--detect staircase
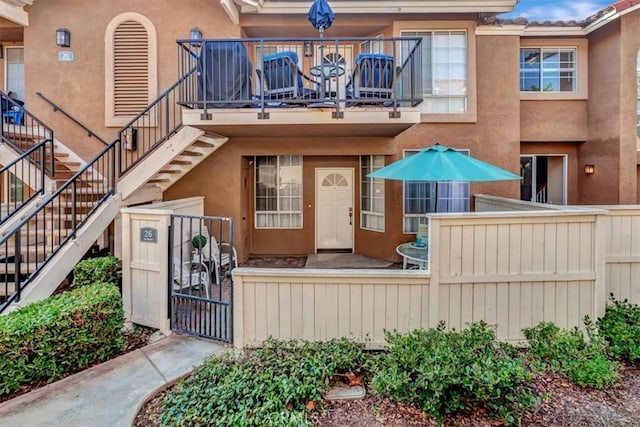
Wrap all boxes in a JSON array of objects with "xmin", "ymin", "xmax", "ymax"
[{"xmin": 0, "ymin": 73, "xmax": 228, "ymax": 313}]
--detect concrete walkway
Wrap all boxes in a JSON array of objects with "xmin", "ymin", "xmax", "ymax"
[{"xmin": 0, "ymin": 334, "xmax": 226, "ymax": 427}]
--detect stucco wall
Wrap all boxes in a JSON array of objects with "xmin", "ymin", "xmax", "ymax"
[
  {"xmin": 520, "ymin": 101, "xmax": 587, "ymax": 142},
  {"xmin": 582, "ymin": 20, "xmax": 623, "ymax": 204}
]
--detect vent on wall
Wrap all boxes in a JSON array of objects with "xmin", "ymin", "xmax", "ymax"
[{"xmin": 113, "ymin": 20, "xmax": 149, "ymax": 117}]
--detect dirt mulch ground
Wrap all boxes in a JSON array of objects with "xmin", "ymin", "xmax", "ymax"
[
  {"xmin": 133, "ymin": 365, "xmax": 640, "ymax": 426},
  {"xmin": 0, "ymin": 324, "xmax": 156, "ymax": 404}
]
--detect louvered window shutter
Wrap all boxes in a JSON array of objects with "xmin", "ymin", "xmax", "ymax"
[{"xmin": 113, "ymin": 20, "xmax": 149, "ymax": 117}]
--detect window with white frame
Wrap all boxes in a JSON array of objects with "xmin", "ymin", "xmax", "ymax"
[
  {"xmin": 360, "ymin": 155, "xmax": 385, "ymax": 232},
  {"xmin": 400, "ymin": 30, "xmax": 467, "ymax": 114},
  {"xmin": 520, "ymin": 48, "xmax": 577, "ymax": 92},
  {"xmin": 403, "ymin": 150, "xmax": 470, "ymax": 233},
  {"xmin": 360, "ymin": 35, "xmax": 384, "ymax": 54},
  {"xmin": 255, "ymin": 155, "xmax": 303, "ymax": 228}
]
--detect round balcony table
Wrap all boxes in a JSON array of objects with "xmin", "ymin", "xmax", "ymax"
[
  {"xmin": 309, "ymin": 64, "xmax": 346, "ymax": 100},
  {"xmin": 396, "ymin": 242, "xmax": 429, "ymax": 270}
]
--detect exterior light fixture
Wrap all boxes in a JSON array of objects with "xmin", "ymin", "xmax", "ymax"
[
  {"xmin": 190, "ymin": 27, "xmax": 203, "ymax": 41},
  {"xmin": 56, "ymin": 28, "xmax": 71, "ymax": 48},
  {"xmin": 304, "ymin": 41, "xmax": 314, "ymax": 57},
  {"xmin": 584, "ymin": 164, "xmax": 595, "ymax": 175}
]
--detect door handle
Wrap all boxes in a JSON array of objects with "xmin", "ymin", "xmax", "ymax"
[{"xmin": 348, "ymin": 207, "xmax": 353, "ymax": 225}]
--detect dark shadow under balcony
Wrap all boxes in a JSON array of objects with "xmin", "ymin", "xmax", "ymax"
[{"xmin": 177, "ymin": 37, "xmax": 423, "ymax": 137}]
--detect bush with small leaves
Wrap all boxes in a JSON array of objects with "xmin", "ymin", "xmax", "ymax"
[
  {"xmin": 0, "ymin": 283, "xmax": 124, "ymax": 396},
  {"xmin": 597, "ymin": 295, "xmax": 640, "ymax": 363},
  {"xmin": 72, "ymin": 255, "xmax": 121, "ymax": 288},
  {"xmin": 523, "ymin": 319, "xmax": 619, "ymax": 389},
  {"xmin": 371, "ymin": 322, "xmax": 535, "ymax": 424}
]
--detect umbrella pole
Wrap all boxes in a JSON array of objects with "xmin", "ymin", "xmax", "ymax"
[
  {"xmin": 319, "ymin": 26, "xmax": 325, "ymax": 99},
  {"xmin": 434, "ymin": 182, "xmax": 439, "ymax": 213}
]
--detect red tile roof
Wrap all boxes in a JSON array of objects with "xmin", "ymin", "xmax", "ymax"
[{"xmin": 482, "ymin": 0, "xmax": 640, "ymax": 29}]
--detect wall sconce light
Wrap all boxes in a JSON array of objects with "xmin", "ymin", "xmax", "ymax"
[
  {"xmin": 303, "ymin": 41, "xmax": 314, "ymax": 57},
  {"xmin": 584, "ymin": 164, "xmax": 595, "ymax": 175},
  {"xmin": 190, "ymin": 27, "xmax": 203, "ymax": 41},
  {"xmin": 56, "ymin": 28, "xmax": 71, "ymax": 48}
]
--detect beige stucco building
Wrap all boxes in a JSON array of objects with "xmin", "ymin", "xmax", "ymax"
[{"xmin": 0, "ymin": 0, "xmax": 638, "ymax": 266}]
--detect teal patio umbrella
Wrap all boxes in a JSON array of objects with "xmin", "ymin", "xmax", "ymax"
[{"xmin": 368, "ymin": 143, "xmax": 521, "ymax": 212}]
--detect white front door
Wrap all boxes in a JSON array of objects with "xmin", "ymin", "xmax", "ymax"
[{"xmin": 316, "ymin": 168, "xmax": 353, "ymax": 250}]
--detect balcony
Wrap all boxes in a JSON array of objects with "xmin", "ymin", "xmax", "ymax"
[{"xmin": 177, "ymin": 37, "xmax": 423, "ymax": 137}]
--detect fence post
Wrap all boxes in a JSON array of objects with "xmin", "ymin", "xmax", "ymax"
[
  {"xmin": 593, "ymin": 212, "xmax": 608, "ymax": 319},
  {"xmin": 232, "ymin": 270, "xmax": 244, "ymax": 347},
  {"xmin": 428, "ymin": 216, "xmax": 440, "ymax": 328}
]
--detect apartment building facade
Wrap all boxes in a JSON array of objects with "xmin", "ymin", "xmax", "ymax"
[{"xmin": 0, "ymin": 0, "xmax": 637, "ymax": 263}]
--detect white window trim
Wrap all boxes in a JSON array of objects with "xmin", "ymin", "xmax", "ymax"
[
  {"xmin": 400, "ymin": 29, "xmax": 469, "ymax": 114},
  {"xmin": 402, "ymin": 148, "xmax": 470, "ymax": 234},
  {"xmin": 104, "ymin": 12, "xmax": 158, "ymax": 127},
  {"xmin": 519, "ymin": 46, "xmax": 578, "ymax": 93},
  {"xmin": 254, "ymin": 155, "xmax": 304, "ymax": 230},
  {"xmin": 360, "ymin": 155, "xmax": 385, "ymax": 233}
]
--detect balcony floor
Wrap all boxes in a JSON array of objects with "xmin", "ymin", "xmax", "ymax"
[{"xmin": 182, "ymin": 107, "xmax": 421, "ymax": 137}]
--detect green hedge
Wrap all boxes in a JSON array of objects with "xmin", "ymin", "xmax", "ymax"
[
  {"xmin": 72, "ymin": 255, "xmax": 121, "ymax": 288},
  {"xmin": 0, "ymin": 283, "xmax": 125, "ymax": 396}
]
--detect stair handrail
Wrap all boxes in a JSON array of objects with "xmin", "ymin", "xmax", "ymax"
[
  {"xmin": 118, "ymin": 67, "xmax": 197, "ymax": 176},
  {"xmin": 35, "ymin": 92, "xmax": 109, "ymax": 146},
  {"xmin": 0, "ymin": 91, "xmax": 55, "ymax": 176},
  {"xmin": 0, "ymin": 141, "xmax": 117, "ymax": 309},
  {"xmin": 0, "ymin": 138, "xmax": 49, "ymax": 226}
]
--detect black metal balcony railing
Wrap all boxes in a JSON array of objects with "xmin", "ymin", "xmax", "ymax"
[{"xmin": 177, "ymin": 37, "xmax": 423, "ymax": 117}]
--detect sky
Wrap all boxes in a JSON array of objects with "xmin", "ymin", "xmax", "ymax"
[{"xmin": 499, "ymin": 0, "xmax": 613, "ymax": 21}]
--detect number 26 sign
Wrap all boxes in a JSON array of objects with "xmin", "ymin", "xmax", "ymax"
[{"xmin": 140, "ymin": 227, "xmax": 158, "ymax": 243}]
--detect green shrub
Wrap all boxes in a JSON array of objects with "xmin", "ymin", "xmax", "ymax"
[
  {"xmin": 597, "ymin": 295, "xmax": 640, "ymax": 363},
  {"xmin": 160, "ymin": 338, "xmax": 370, "ymax": 426},
  {"xmin": 0, "ymin": 283, "xmax": 124, "ymax": 396},
  {"xmin": 72, "ymin": 255, "xmax": 121, "ymax": 288},
  {"xmin": 191, "ymin": 235, "xmax": 207, "ymax": 251},
  {"xmin": 371, "ymin": 322, "xmax": 535, "ymax": 424},
  {"xmin": 523, "ymin": 320, "xmax": 619, "ymax": 388}
]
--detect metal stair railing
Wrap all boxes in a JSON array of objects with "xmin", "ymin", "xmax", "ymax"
[
  {"xmin": 118, "ymin": 68, "xmax": 196, "ymax": 176},
  {"xmin": 36, "ymin": 92, "xmax": 110, "ymax": 146},
  {"xmin": 0, "ymin": 75, "xmax": 195, "ymax": 312},
  {"xmin": 1, "ymin": 91, "xmax": 55, "ymax": 176},
  {"xmin": 0, "ymin": 138, "xmax": 49, "ymax": 226},
  {"xmin": 0, "ymin": 142, "xmax": 116, "ymax": 308}
]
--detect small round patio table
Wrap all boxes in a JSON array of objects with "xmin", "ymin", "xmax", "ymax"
[{"xmin": 396, "ymin": 242, "xmax": 429, "ymax": 270}]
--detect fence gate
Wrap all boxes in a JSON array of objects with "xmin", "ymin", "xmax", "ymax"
[{"xmin": 169, "ymin": 214, "xmax": 234, "ymax": 343}]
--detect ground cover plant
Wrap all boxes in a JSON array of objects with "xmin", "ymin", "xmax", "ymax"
[
  {"xmin": 523, "ymin": 320, "xmax": 620, "ymax": 389},
  {"xmin": 160, "ymin": 338, "xmax": 371, "ymax": 426},
  {"xmin": 0, "ymin": 283, "xmax": 124, "ymax": 397},
  {"xmin": 597, "ymin": 295, "xmax": 640, "ymax": 363}
]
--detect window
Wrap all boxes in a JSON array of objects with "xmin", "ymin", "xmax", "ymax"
[
  {"xmin": 400, "ymin": 30, "xmax": 467, "ymax": 113},
  {"xmin": 255, "ymin": 155, "xmax": 303, "ymax": 228},
  {"xmin": 520, "ymin": 48, "xmax": 576, "ymax": 92},
  {"xmin": 105, "ymin": 13, "xmax": 157, "ymax": 126},
  {"xmin": 360, "ymin": 35, "xmax": 384, "ymax": 54},
  {"xmin": 360, "ymin": 155, "xmax": 385, "ymax": 232},
  {"xmin": 5, "ymin": 47, "xmax": 24, "ymax": 101},
  {"xmin": 403, "ymin": 150, "xmax": 470, "ymax": 233}
]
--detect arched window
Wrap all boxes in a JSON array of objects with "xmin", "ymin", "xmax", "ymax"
[{"xmin": 105, "ymin": 12, "xmax": 157, "ymax": 126}]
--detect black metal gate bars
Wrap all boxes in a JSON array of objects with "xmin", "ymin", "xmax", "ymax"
[{"xmin": 169, "ymin": 214, "xmax": 234, "ymax": 343}]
